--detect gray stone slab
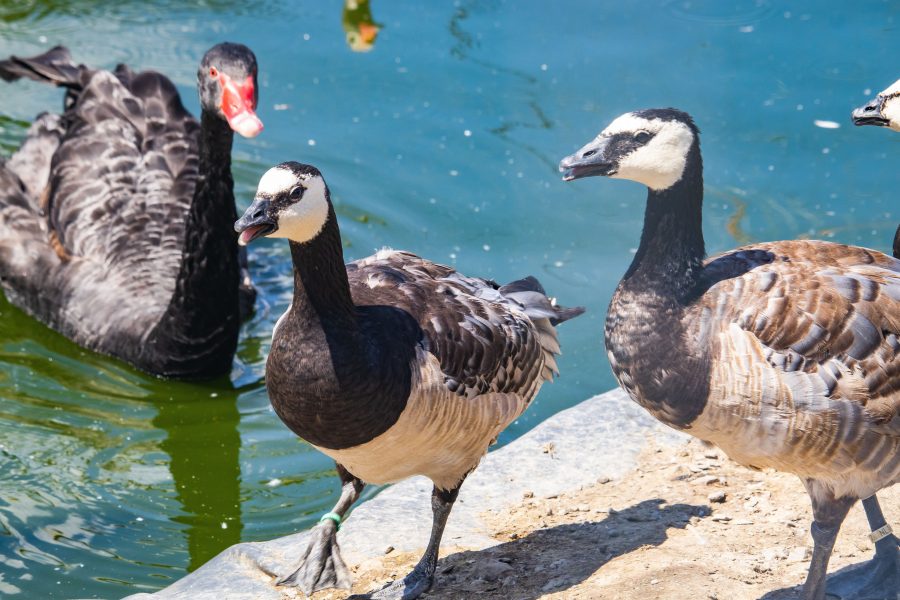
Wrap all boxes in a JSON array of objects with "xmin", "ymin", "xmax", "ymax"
[{"xmin": 124, "ymin": 388, "xmax": 686, "ymax": 600}]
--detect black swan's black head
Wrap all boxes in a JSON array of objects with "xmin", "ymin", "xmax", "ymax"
[
  {"xmin": 235, "ymin": 162, "xmax": 330, "ymax": 246},
  {"xmin": 198, "ymin": 42, "xmax": 263, "ymax": 138},
  {"xmin": 852, "ymin": 79, "xmax": 900, "ymax": 131},
  {"xmin": 559, "ymin": 108, "xmax": 700, "ymax": 191}
]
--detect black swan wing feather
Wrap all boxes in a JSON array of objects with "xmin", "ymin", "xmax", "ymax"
[{"xmin": 44, "ymin": 69, "xmax": 200, "ymax": 305}]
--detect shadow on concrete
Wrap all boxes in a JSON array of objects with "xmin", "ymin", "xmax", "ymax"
[{"xmin": 378, "ymin": 498, "xmax": 706, "ymax": 599}]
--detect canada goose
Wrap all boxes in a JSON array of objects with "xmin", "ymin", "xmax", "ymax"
[
  {"xmin": 852, "ymin": 78, "xmax": 900, "ymax": 259},
  {"xmin": 0, "ymin": 43, "xmax": 263, "ymax": 378},
  {"xmin": 234, "ymin": 161, "xmax": 584, "ymax": 599},
  {"xmin": 559, "ymin": 108, "xmax": 899, "ymax": 600}
]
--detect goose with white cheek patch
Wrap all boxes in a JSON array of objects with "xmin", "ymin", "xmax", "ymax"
[
  {"xmin": 560, "ymin": 108, "xmax": 900, "ymax": 600},
  {"xmin": 235, "ymin": 162, "xmax": 584, "ymax": 599},
  {"xmin": 852, "ymin": 79, "xmax": 900, "ymax": 259},
  {"xmin": 0, "ymin": 43, "xmax": 263, "ymax": 378}
]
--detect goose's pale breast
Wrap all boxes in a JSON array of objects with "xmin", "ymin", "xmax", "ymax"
[{"xmin": 314, "ymin": 348, "xmax": 530, "ymax": 490}]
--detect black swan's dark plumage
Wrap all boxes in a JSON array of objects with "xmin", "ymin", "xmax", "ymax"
[{"xmin": 0, "ymin": 44, "xmax": 261, "ymax": 378}]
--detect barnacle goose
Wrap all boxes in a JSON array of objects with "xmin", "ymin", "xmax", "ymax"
[
  {"xmin": 560, "ymin": 108, "xmax": 899, "ymax": 600},
  {"xmin": 235, "ymin": 161, "xmax": 584, "ymax": 599}
]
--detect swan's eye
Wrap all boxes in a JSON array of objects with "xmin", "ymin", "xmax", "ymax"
[
  {"xmin": 289, "ymin": 186, "xmax": 305, "ymax": 201},
  {"xmin": 634, "ymin": 130, "xmax": 652, "ymax": 143},
  {"xmin": 209, "ymin": 67, "xmax": 218, "ymax": 78}
]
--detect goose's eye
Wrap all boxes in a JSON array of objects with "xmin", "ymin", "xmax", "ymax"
[
  {"xmin": 634, "ymin": 130, "xmax": 652, "ymax": 143},
  {"xmin": 209, "ymin": 67, "xmax": 218, "ymax": 78},
  {"xmin": 289, "ymin": 186, "xmax": 304, "ymax": 201}
]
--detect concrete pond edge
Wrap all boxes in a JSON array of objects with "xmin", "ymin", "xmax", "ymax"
[{"xmin": 124, "ymin": 388, "xmax": 687, "ymax": 600}]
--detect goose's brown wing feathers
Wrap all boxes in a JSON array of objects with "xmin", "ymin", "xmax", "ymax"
[
  {"xmin": 347, "ymin": 250, "xmax": 574, "ymax": 401},
  {"xmin": 698, "ymin": 241, "xmax": 900, "ymax": 429}
]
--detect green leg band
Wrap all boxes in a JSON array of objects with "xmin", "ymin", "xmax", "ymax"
[{"xmin": 319, "ymin": 511, "xmax": 342, "ymax": 530}]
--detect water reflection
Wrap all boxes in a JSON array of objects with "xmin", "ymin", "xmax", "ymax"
[
  {"xmin": 153, "ymin": 383, "xmax": 243, "ymax": 572},
  {"xmin": 342, "ymin": 0, "xmax": 382, "ymax": 52},
  {"xmin": 0, "ymin": 292, "xmax": 243, "ymax": 591}
]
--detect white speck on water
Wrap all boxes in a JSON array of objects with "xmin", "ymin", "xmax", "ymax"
[
  {"xmin": 397, "ymin": 67, "xmax": 408, "ymax": 74},
  {"xmin": 821, "ymin": 147, "xmax": 830, "ymax": 154},
  {"xmin": 429, "ymin": 197, "xmax": 437, "ymax": 204},
  {"xmin": 629, "ymin": 248, "xmax": 638, "ymax": 254},
  {"xmin": 554, "ymin": 261, "xmax": 564, "ymax": 268},
  {"xmin": 449, "ymin": 253, "xmax": 457, "ymax": 260},
  {"xmin": 540, "ymin": 64, "xmax": 548, "ymax": 71},
  {"xmin": 308, "ymin": 139, "xmax": 316, "ymax": 146},
  {"xmin": 303, "ymin": 33, "xmax": 310, "ymax": 41},
  {"xmin": 38, "ymin": 35, "xmax": 47, "ymax": 43},
  {"xmin": 796, "ymin": 104, "xmax": 804, "ymax": 111},
  {"xmin": 463, "ymin": 129, "xmax": 472, "ymax": 137},
  {"xmin": 739, "ymin": 25, "xmax": 754, "ymax": 33},
  {"xmin": 768, "ymin": 165, "xmax": 775, "ymax": 171},
  {"xmin": 863, "ymin": 88, "xmax": 872, "ymax": 96},
  {"xmin": 783, "ymin": 11, "xmax": 792, "ymax": 18},
  {"xmin": 273, "ymin": 104, "xmax": 290, "ymax": 111},
  {"xmin": 221, "ymin": 522, "xmax": 228, "ymax": 529},
  {"xmin": 449, "ymin": 170, "xmax": 459, "ymax": 176},
  {"xmin": 482, "ymin": 244, "xmax": 491, "ymax": 252},
  {"xmin": 136, "ymin": 517, "xmax": 144, "ymax": 522},
  {"xmin": 825, "ymin": 211, "xmax": 835, "ymax": 216},
  {"xmin": 814, "ymin": 120, "xmax": 840, "ymax": 129},
  {"xmin": 266, "ymin": 478, "xmax": 282, "ymax": 487}
]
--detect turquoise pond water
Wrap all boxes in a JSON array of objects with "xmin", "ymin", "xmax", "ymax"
[{"xmin": 0, "ymin": 0, "xmax": 897, "ymax": 597}]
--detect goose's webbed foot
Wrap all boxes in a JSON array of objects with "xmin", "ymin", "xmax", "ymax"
[{"xmin": 277, "ymin": 519, "xmax": 352, "ymax": 593}]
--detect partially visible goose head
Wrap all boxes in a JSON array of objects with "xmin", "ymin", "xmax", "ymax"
[
  {"xmin": 235, "ymin": 162, "xmax": 331, "ymax": 246},
  {"xmin": 198, "ymin": 42, "xmax": 264, "ymax": 138},
  {"xmin": 559, "ymin": 108, "xmax": 700, "ymax": 192},
  {"xmin": 852, "ymin": 78, "xmax": 900, "ymax": 132}
]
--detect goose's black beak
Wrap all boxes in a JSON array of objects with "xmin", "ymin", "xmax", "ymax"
[
  {"xmin": 559, "ymin": 137, "xmax": 616, "ymax": 181},
  {"xmin": 235, "ymin": 197, "xmax": 277, "ymax": 246},
  {"xmin": 851, "ymin": 95, "xmax": 889, "ymax": 127}
]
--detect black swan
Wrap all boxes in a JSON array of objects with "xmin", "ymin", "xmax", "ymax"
[
  {"xmin": 560, "ymin": 108, "xmax": 899, "ymax": 600},
  {"xmin": 234, "ymin": 161, "xmax": 584, "ymax": 599},
  {"xmin": 0, "ymin": 43, "xmax": 263, "ymax": 378}
]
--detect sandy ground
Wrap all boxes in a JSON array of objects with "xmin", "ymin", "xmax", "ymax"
[{"xmin": 304, "ymin": 436, "xmax": 898, "ymax": 600}]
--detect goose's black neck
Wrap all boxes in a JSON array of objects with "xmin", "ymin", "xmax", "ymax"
[
  {"xmin": 145, "ymin": 111, "xmax": 240, "ymax": 377},
  {"xmin": 623, "ymin": 141, "xmax": 705, "ymax": 302},
  {"xmin": 287, "ymin": 207, "xmax": 357, "ymax": 329},
  {"xmin": 268, "ymin": 207, "xmax": 415, "ymax": 450},
  {"xmin": 606, "ymin": 135, "xmax": 711, "ymax": 431}
]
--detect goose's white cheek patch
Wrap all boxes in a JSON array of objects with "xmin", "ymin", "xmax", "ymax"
[
  {"xmin": 883, "ymin": 97, "xmax": 900, "ymax": 132},
  {"xmin": 611, "ymin": 122, "xmax": 694, "ymax": 191},
  {"xmin": 269, "ymin": 177, "xmax": 330, "ymax": 243},
  {"xmin": 256, "ymin": 166, "xmax": 297, "ymax": 196}
]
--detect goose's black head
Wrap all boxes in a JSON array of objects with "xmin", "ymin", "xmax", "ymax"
[
  {"xmin": 852, "ymin": 78, "xmax": 900, "ymax": 132},
  {"xmin": 235, "ymin": 162, "xmax": 330, "ymax": 246},
  {"xmin": 198, "ymin": 42, "xmax": 263, "ymax": 138},
  {"xmin": 559, "ymin": 108, "xmax": 699, "ymax": 191}
]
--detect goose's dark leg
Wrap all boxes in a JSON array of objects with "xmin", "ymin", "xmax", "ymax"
[
  {"xmin": 277, "ymin": 463, "xmax": 364, "ymax": 594},
  {"xmin": 801, "ymin": 484, "xmax": 855, "ymax": 600},
  {"xmin": 352, "ymin": 479, "xmax": 465, "ymax": 600},
  {"xmin": 824, "ymin": 494, "xmax": 900, "ymax": 600}
]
